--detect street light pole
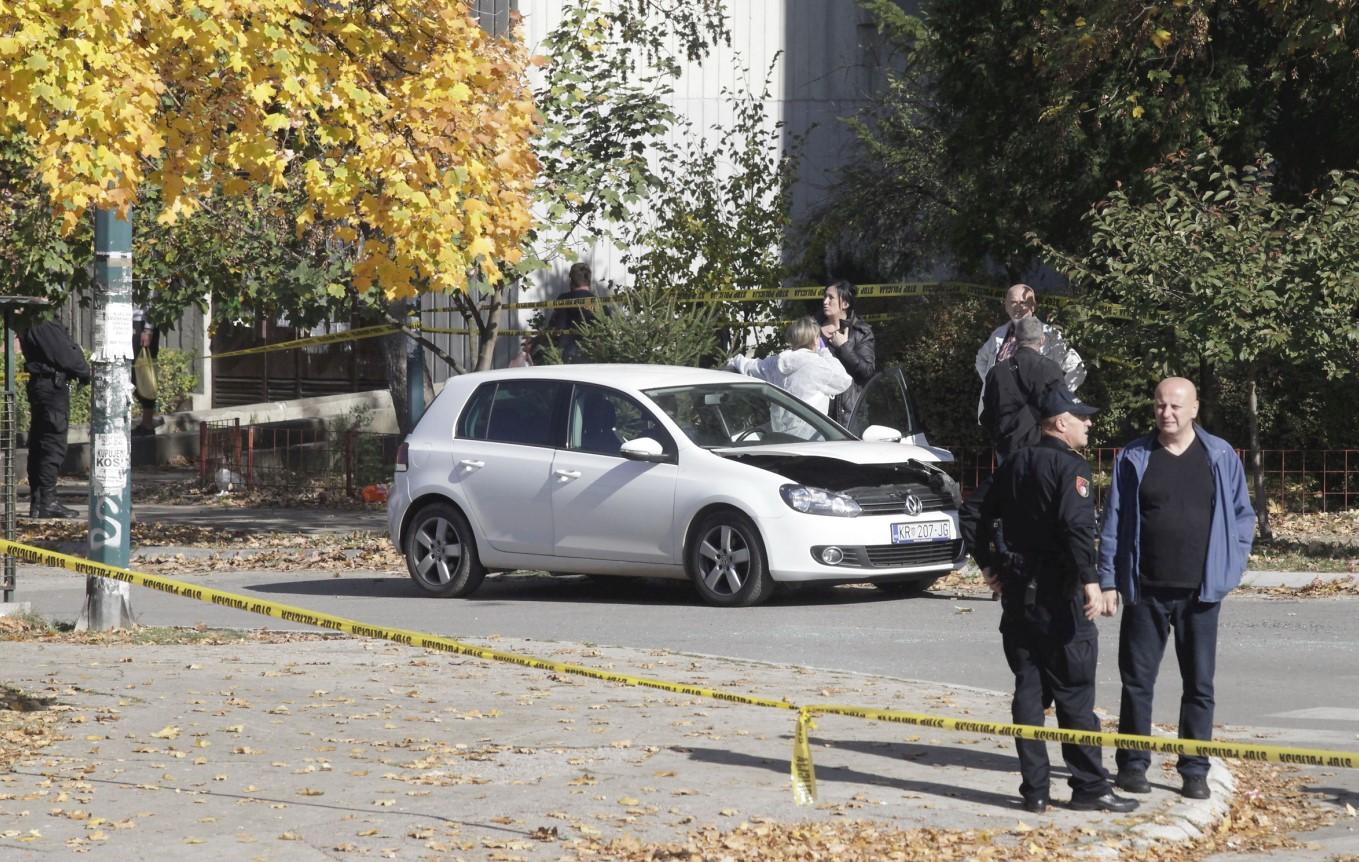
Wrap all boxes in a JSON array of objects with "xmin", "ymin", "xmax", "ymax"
[{"xmin": 77, "ymin": 207, "xmax": 135, "ymax": 630}]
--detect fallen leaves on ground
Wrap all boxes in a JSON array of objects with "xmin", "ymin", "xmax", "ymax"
[
  {"xmin": 17, "ymin": 522, "xmax": 404, "ymax": 574},
  {"xmin": 0, "ymin": 686, "xmax": 68, "ymax": 772},
  {"xmin": 1250, "ymin": 576, "xmax": 1359, "ymax": 598},
  {"xmin": 135, "ymin": 477, "xmax": 381, "ymax": 510},
  {"xmin": 0, "ymin": 615, "xmax": 338, "ymax": 645},
  {"xmin": 580, "ymin": 759, "xmax": 1336, "ymax": 862}
]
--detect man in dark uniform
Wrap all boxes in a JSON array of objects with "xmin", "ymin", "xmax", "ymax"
[
  {"xmin": 965, "ymin": 386, "xmax": 1137, "ymax": 814},
  {"xmin": 541, "ymin": 262, "xmax": 600, "ymax": 364},
  {"xmin": 19, "ymin": 314, "xmax": 91, "ymax": 518},
  {"xmin": 980, "ymin": 315, "xmax": 1066, "ymax": 459}
]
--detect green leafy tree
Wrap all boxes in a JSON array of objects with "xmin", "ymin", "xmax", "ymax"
[
  {"xmin": 454, "ymin": 0, "xmax": 731, "ymax": 372},
  {"xmin": 1042, "ymin": 149, "xmax": 1359, "ymax": 537},
  {"xmin": 556, "ymin": 287, "xmax": 723, "ymax": 367},
  {"xmin": 834, "ymin": 0, "xmax": 1359, "ymax": 275},
  {"xmin": 621, "ymin": 71, "xmax": 800, "ymax": 356}
]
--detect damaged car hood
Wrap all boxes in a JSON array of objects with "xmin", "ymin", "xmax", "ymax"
[{"xmin": 710, "ymin": 441, "xmax": 940, "ymax": 465}]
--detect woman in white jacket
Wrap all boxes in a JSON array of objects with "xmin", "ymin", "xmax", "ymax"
[{"xmin": 726, "ymin": 317, "xmax": 853, "ymax": 439}]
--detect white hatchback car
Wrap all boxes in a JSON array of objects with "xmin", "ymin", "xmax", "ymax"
[{"xmin": 388, "ymin": 364, "xmax": 964, "ymax": 607}]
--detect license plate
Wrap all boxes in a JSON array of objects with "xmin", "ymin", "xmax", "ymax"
[{"xmin": 890, "ymin": 521, "xmax": 951, "ymax": 544}]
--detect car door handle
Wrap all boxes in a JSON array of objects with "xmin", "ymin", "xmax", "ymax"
[
  {"xmin": 458, "ymin": 459, "xmax": 485, "ymax": 471},
  {"xmin": 553, "ymin": 469, "xmax": 581, "ymax": 481}
]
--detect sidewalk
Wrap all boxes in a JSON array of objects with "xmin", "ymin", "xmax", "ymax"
[{"xmin": 0, "ymin": 636, "xmax": 1230, "ymax": 860}]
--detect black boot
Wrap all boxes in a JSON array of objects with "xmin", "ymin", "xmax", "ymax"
[
  {"xmin": 39, "ymin": 488, "xmax": 78, "ymax": 519},
  {"xmin": 28, "ymin": 488, "xmax": 43, "ymax": 519}
]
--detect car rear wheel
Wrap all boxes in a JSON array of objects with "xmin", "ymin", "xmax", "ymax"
[
  {"xmin": 405, "ymin": 503, "xmax": 486, "ymax": 598},
  {"xmin": 873, "ymin": 575, "xmax": 942, "ymax": 597},
  {"xmin": 687, "ymin": 511, "xmax": 771, "ymax": 607}
]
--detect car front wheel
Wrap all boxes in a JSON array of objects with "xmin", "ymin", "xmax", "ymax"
[
  {"xmin": 405, "ymin": 503, "xmax": 486, "ymax": 598},
  {"xmin": 687, "ymin": 511, "xmax": 772, "ymax": 607}
]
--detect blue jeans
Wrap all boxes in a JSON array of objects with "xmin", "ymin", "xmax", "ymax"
[{"xmin": 1116, "ymin": 587, "xmax": 1221, "ymax": 779}]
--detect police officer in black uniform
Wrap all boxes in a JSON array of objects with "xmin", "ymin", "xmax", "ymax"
[
  {"xmin": 964, "ymin": 386, "xmax": 1137, "ymax": 814},
  {"xmin": 19, "ymin": 314, "xmax": 91, "ymax": 518}
]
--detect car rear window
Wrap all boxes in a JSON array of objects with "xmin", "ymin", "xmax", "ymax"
[{"xmin": 458, "ymin": 380, "xmax": 567, "ymax": 447}]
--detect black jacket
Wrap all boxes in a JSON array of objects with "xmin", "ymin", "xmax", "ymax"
[
  {"xmin": 979, "ymin": 348, "xmax": 1065, "ymax": 457},
  {"xmin": 825, "ymin": 315, "xmax": 875, "ymax": 426},
  {"xmin": 969, "ymin": 436, "xmax": 1097, "ymax": 582},
  {"xmin": 19, "ymin": 320, "xmax": 91, "ymax": 384},
  {"xmin": 542, "ymin": 288, "xmax": 601, "ymax": 364}
]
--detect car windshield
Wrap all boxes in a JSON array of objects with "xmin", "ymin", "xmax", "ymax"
[{"xmin": 643, "ymin": 381, "xmax": 854, "ymax": 447}]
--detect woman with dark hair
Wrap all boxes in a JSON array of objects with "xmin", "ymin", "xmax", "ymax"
[{"xmin": 817, "ymin": 279, "xmax": 876, "ymax": 426}]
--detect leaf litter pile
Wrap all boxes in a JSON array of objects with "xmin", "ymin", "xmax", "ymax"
[
  {"xmin": 578, "ymin": 759, "xmax": 1342, "ymax": 861},
  {"xmin": 18, "ymin": 521, "xmax": 404, "ymax": 574}
]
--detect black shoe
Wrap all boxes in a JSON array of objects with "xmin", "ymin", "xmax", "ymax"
[
  {"xmin": 1115, "ymin": 769, "xmax": 1152, "ymax": 794},
  {"xmin": 1181, "ymin": 776, "xmax": 1211, "ymax": 799},
  {"xmin": 1069, "ymin": 791, "xmax": 1140, "ymax": 813},
  {"xmin": 38, "ymin": 500, "xmax": 79, "ymax": 519},
  {"xmin": 1022, "ymin": 795, "xmax": 1049, "ymax": 814}
]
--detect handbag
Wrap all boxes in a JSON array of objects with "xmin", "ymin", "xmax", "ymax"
[{"xmin": 133, "ymin": 347, "xmax": 158, "ymax": 402}]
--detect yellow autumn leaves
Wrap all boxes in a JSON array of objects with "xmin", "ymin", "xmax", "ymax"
[{"xmin": 0, "ymin": 0, "xmax": 539, "ymax": 298}]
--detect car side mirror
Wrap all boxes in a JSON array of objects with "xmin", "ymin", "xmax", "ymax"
[
  {"xmin": 620, "ymin": 437, "xmax": 671, "ymax": 462},
  {"xmin": 861, "ymin": 424, "xmax": 903, "ymax": 443}
]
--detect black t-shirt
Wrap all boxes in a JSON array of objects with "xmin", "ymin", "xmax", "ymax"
[{"xmin": 1138, "ymin": 434, "xmax": 1214, "ymax": 589}]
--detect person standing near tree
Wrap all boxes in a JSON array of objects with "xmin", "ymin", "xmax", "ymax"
[
  {"xmin": 964, "ymin": 386, "xmax": 1136, "ymax": 815},
  {"xmin": 541, "ymin": 261, "xmax": 600, "ymax": 364},
  {"xmin": 18, "ymin": 312, "xmax": 91, "ymax": 519},
  {"xmin": 976, "ymin": 283, "xmax": 1085, "ymax": 418},
  {"xmin": 131, "ymin": 304, "xmax": 161, "ymax": 436},
  {"xmin": 1100, "ymin": 377, "xmax": 1255, "ymax": 801},
  {"xmin": 980, "ymin": 315, "xmax": 1067, "ymax": 460},
  {"xmin": 816, "ymin": 279, "xmax": 875, "ymax": 426}
]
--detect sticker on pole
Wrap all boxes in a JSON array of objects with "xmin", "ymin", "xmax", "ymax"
[{"xmin": 92, "ymin": 433, "xmax": 129, "ymax": 490}]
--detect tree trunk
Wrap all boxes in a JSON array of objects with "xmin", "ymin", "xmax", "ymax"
[
  {"xmin": 1247, "ymin": 369, "xmax": 1271, "ymax": 541},
  {"xmin": 475, "ymin": 294, "xmax": 502, "ymax": 372},
  {"xmin": 1197, "ymin": 355, "xmax": 1216, "ymax": 429},
  {"xmin": 383, "ymin": 299, "xmax": 412, "ymax": 436}
]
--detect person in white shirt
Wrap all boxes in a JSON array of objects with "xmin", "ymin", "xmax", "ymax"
[
  {"xmin": 727, "ymin": 317, "xmax": 852, "ymax": 439},
  {"xmin": 975, "ymin": 283, "xmax": 1085, "ymax": 418}
]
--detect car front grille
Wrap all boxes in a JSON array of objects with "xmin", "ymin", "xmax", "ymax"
[
  {"xmin": 862, "ymin": 539, "xmax": 962, "ymax": 568},
  {"xmin": 846, "ymin": 483, "xmax": 952, "ymax": 516}
]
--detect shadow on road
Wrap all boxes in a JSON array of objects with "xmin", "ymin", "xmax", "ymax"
[
  {"xmin": 678, "ymin": 744, "xmax": 1023, "ymax": 810},
  {"xmin": 242, "ymin": 572, "xmax": 953, "ymax": 609}
]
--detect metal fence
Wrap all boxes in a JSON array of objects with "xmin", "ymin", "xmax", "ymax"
[
  {"xmin": 198, "ymin": 418, "xmax": 401, "ymax": 498},
  {"xmin": 941, "ymin": 445, "xmax": 1359, "ymax": 512}
]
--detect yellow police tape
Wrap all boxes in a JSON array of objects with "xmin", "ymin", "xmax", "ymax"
[
  {"xmin": 203, "ymin": 308, "xmax": 903, "ymax": 359},
  {"xmin": 209, "ymin": 324, "xmax": 400, "ymax": 360},
  {"xmin": 7, "ymin": 536, "xmax": 1352, "ymax": 807},
  {"xmin": 435, "ymin": 280, "xmax": 1005, "ymax": 313}
]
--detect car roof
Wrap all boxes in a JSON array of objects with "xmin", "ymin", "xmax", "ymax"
[{"xmin": 452, "ymin": 364, "xmax": 750, "ymax": 393}]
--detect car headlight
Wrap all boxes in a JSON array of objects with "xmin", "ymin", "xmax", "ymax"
[{"xmin": 779, "ymin": 484, "xmax": 861, "ymax": 517}]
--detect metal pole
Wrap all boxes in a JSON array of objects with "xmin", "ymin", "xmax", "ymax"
[
  {"xmin": 406, "ymin": 300, "xmax": 425, "ymax": 427},
  {"xmin": 78, "ymin": 207, "xmax": 135, "ymax": 631},
  {"xmin": 3, "ymin": 307, "xmax": 14, "ymax": 603}
]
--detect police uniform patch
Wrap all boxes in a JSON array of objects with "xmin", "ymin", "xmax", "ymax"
[{"xmin": 1075, "ymin": 476, "xmax": 1089, "ymax": 497}]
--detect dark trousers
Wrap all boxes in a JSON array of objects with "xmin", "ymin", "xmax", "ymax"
[
  {"xmin": 26, "ymin": 376, "xmax": 70, "ymax": 495},
  {"xmin": 1003, "ymin": 618, "xmax": 1109, "ymax": 800},
  {"xmin": 1116, "ymin": 587, "xmax": 1221, "ymax": 779}
]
